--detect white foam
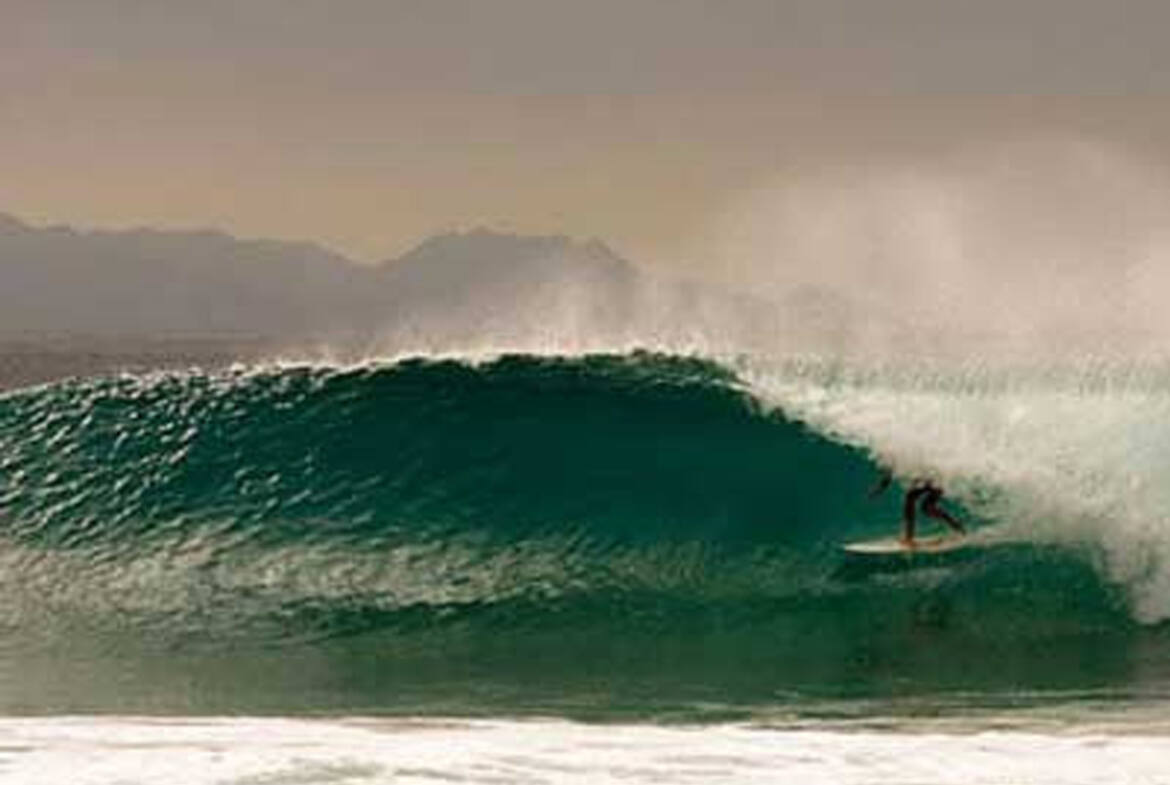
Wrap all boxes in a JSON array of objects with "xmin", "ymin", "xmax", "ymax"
[
  {"xmin": 0, "ymin": 716, "xmax": 1166, "ymax": 785},
  {"xmin": 741, "ymin": 357, "xmax": 1170, "ymax": 623}
]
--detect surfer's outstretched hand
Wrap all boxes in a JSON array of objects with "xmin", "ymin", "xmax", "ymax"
[{"xmin": 868, "ymin": 470, "xmax": 894, "ymax": 499}]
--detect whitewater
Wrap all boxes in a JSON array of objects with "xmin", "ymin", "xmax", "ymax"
[{"xmin": 3, "ymin": 716, "xmax": 1170, "ymax": 785}]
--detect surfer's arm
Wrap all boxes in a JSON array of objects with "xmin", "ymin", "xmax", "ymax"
[
  {"xmin": 867, "ymin": 471, "xmax": 893, "ymax": 499},
  {"xmin": 922, "ymin": 494, "xmax": 966, "ymax": 536}
]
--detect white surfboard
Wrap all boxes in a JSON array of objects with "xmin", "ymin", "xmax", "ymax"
[{"xmin": 842, "ymin": 534, "xmax": 968, "ymax": 555}]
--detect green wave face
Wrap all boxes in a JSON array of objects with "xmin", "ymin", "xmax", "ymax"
[{"xmin": 0, "ymin": 353, "xmax": 1153, "ymax": 716}]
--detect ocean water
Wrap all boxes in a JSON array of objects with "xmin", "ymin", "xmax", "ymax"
[{"xmin": 2, "ymin": 349, "xmax": 1170, "ymax": 783}]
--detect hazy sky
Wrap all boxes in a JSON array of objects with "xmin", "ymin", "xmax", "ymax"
[{"xmin": 5, "ymin": 1, "xmax": 1170, "ymax": 267}]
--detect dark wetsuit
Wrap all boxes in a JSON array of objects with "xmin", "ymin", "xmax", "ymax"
[{"xmin": 902, "ymin": 479, "xmax": 965, "ymax": 543}]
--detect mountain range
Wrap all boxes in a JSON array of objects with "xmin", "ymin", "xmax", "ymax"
[
  {"xmin": 0, "ymin": 214, "xmax": 644, "ymax": 343},
  {"xmin": 0, "ymin": 212, "xmax": 876, "ymax": 359}
]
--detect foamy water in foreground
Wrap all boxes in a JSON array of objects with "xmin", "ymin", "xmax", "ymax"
[{"xmin": 3, "ymin": 716, "xmax": 1169, "ymax": 785}]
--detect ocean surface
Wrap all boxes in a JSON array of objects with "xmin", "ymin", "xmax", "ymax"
[{"xmin": 3, "ymin": 346, "xmax": 1170, "ymax": 783}]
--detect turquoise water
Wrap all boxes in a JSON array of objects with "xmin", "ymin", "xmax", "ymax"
[{"xmin": 0, "ymin": 352, "xmax": 1167, "ymax": 719}]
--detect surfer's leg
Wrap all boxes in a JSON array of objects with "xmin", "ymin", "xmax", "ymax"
[
  {"xmin": 922, "ymin": 492, "xmax": 965, "ymax": 535},
  {"xmin": 901, "ymin": 488, "xmax": 923, "ymax": 544}
]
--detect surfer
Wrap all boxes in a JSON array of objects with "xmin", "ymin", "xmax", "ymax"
[{"xmin": 870, "ymin": 472, "xmax": 965, "ymax": 546}]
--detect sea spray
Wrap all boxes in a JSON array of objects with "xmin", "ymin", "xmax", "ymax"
[{"xmin": 740, "ymin": 355, "xmax": 1170, "ymax": 623}]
